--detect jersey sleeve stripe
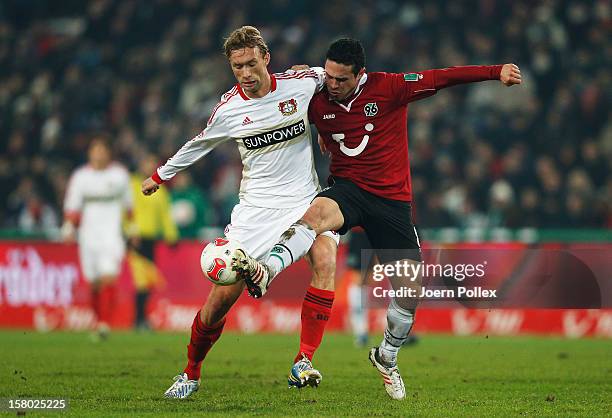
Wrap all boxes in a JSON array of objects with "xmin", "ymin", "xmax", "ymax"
[
  {"xmin": 275, "ymin": 73, "xmax": 318, "ymax": 80},
  {"xmin": 275, "ymin": 71, "xmax": 315, "ymax": 77},
  {"xmin": 274, "ymin": 69, "xmax": 319, "ymax": 80},
  {"xmin": 207, "ymin": 87, "xmax": 239, "ymax": 124}
]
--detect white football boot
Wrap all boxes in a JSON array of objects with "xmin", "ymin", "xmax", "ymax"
[
  {"xmin": 231, "ymin": 249, "xmax": 272, "ymax": 298},
  {"xmin": 368, "ymin": 347, "xmax": 406, "ymax": 400},
  {"xmin": 288, "ymin": 354, "xmax": 323, "ymax": 389},
  {"xmin": 90, "ymin": 322, "xmax": 110, "ymax": 343},
  {"xmin": 164, "ymin": 373, "xmax": 200, "ymax": 399}
]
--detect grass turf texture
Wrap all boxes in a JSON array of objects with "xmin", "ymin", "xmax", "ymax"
[{"xmin": 0, "ymin": 331, "xmax": 610, "ymax": 417}]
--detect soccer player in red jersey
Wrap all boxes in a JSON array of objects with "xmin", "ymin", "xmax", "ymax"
[{"xmin": 233, "ymin": 38, "xmax": 521, "ymax": 400}]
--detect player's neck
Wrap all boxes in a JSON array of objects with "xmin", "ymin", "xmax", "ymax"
[
  {"xmin": 246, "ymin": 73, "xmax": 272, "ymax": 99},
  {"xmin": 90, "ymin": 161, "xmax": 110, "ymax": 170}
]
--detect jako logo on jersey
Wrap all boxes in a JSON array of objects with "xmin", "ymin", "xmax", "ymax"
[
  {"xmin": 364, "ymin": 102, "xmax": 378, "ymax": 117},
  {"xmin": 323, "ymin": 114, "xmax": 335, "ymax": 120},
  {"xmin": 242, "ymin": 120, "xmax": 306, "ymax": 150},
  {"xmin": 278, "ymin": 99, "xmax": 298, "ymax": 116},
  {"xmin": 242, "ymin": 116, "xmax": 253, "ymax": 126}
]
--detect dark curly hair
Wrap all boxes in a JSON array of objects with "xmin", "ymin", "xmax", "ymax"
[{"xmin": 326, "ymin": 38, "xmax": 366, "ymax": 75}]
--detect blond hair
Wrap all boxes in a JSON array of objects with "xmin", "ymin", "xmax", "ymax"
[{"xmin": 223, "ymin": 26, "xmax": 269, "ymax": 58}]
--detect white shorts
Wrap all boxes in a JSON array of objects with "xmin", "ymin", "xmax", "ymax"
[
  {"xmin": 78, "ymin": 240, "xmax": 126, "ymax": 282},
  {"xmin": 225, "ymin": 203, "xmax": 339, "ymax": 261}
]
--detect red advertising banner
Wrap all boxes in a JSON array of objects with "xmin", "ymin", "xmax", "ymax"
[{"xmin": 0, "ymin": 241, "xmax": 610, "ymax": 338}]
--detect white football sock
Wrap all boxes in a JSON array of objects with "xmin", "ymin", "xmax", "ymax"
[
  {"xmin": 266, "ymin": 222, "xmax": 316, "ymax": 277},
  {"xmin": 379, "ymin": 299, "xmax": 415, "ymax": 367},
  {"xmin": 348, "ymin": 283, "xmax": 368, "ymax": 338}
]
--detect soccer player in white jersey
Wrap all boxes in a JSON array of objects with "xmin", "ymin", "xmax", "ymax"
[
  {"xmin": 141, "ymin": 26, "xmax": 339, "ymax": 399},
  {"xmin": 62, "ymin": 136, "xmax": 133, "ymax": 340}
]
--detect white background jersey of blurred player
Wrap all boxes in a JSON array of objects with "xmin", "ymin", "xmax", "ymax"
[
  {"xmin": 154, "ymin": 67, "xmax": 338, "ymax": 259},
  {"xmin": 64, "ymin": 163, "xmax": 133, "ymax": 279}
]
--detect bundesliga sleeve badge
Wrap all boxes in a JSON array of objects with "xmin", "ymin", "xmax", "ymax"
[{"xmin": 404, "ymin": 73, "xmax": 423, "ymax": 81}]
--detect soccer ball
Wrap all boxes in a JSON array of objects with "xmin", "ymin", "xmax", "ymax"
[{"xmin": 200, "ymin": 237, "xmax": 241, "ymax": 286}]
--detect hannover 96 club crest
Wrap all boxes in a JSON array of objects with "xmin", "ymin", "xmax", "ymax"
[
  {"xmin": 364, "ymin": 102, "xmax": 378, "ymax": 117},
  {"xmin": 278, "ymin": 99, "xmax": 298, "ymax": 116}
]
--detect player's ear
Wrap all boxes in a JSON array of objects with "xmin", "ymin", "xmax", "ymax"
[{"xmin": 264, "ymin": 52, "xmax": 271, "ymax": 66}]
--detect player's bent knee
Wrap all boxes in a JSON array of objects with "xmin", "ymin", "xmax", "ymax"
[
  {"xmin": 302, "ymin": 197, "xmax": 343, "ymax": 234},
  {"xmin": 300, "ymin": 207, "xmax": 323, "ymax": 231},
  {"xmin": 309, "ymin": 237, "xmax": 337, "ymax": 290}
]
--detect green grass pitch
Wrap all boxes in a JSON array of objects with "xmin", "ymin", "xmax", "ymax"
[{"xmin": 0, "ymin": 330, "xmax": 610, "ymax": 417}]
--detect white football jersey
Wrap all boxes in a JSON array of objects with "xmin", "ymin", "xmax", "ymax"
[
  {"xmin": 64, "ymin": 163, "xmax": 133, "ymax": 245},
  {"xmin": 156, "ymin": 68, "xmax": 326, "ymax": 209}
]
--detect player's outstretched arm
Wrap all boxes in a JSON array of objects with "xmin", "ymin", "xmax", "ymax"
[
  {"xmin": 500, "ymin": 63, "xmax": 521, "ymax": 86},
  {"xmin": 431, "ymin": 63, "xmax": 523, "ymax": 88},
  {"xmin": 401, "ymin": 64, "xmax": 522, "ymax": 103},
  {"xmin": 142, "ymin": 177, "xmax": 159, "ymax": 196}
]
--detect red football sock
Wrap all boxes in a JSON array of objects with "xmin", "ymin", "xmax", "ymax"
[
  {"xmin": 184, "ymin": 312, "xmax": 226, "ymax": 380},
  {"xmin": 91, "ymin": 287, "xmax": 101, "ymax": 322},
  {"xmin": 294, "ymin": 286, "xmax": 334, "ymax": 363},
  {"xmin": 98, "ymin": 282, "xmax": 116, "ymax": 325}
]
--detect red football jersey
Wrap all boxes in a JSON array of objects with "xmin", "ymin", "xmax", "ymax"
[{"xmin": 309, "ymin": 66, "xmax": 502, "ymax": 201}]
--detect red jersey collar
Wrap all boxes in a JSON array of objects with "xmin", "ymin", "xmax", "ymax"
[{"xmin": 237, "ymin": 73, "xmax": 277, "ymax": 100}]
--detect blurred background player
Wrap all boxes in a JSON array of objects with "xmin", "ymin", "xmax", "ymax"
[
  {"xmin": 345, "ymin": 229, "xmax": 371, "ymax": 347},
  {"xmin": 62, "ymin": 136, "xmax": 134, "ymax": 340},
  {"xmin": 129, "ymin": 153, "xmax": 178, "ymax": 330},
  {"xmin": 170, "ymin": 172, "xmax": 215, "ymax": 239},
  {"xmin": 345, "ymin": 228, "xmax": 419, "ymax": 348}
]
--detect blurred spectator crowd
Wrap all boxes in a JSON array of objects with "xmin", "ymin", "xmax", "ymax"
[{"xmin": 0, "ymin": 0, "xmax": 610, "ymax": 238}]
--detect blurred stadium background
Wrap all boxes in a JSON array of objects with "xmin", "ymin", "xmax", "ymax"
[{"xmin": 0, "ymin": 1, "xmax": 610, "ymax": 335}]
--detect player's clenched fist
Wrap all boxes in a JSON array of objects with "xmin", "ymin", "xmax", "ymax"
[
  {"xmin": 141, "ymin": 177, "xmax": 159, "ymax": 195},
  {"xmin": 500, "ymin": 63, "xmax": 521, "ymax": 86}
]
